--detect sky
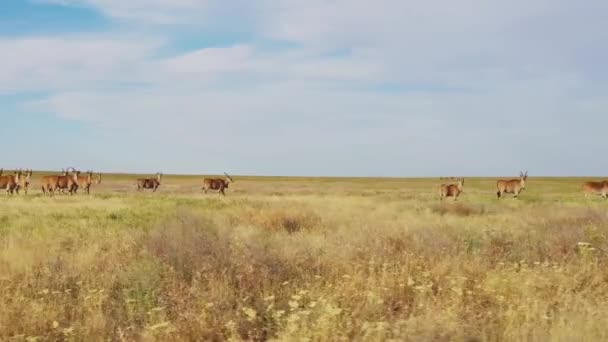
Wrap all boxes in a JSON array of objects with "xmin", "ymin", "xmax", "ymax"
[{"xmin": 1, "ymin": 0, "xmax": 607, "ymax": 177}]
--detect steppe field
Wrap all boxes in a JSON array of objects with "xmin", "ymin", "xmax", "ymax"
[{"xmin": 2, "ymin": 174, "xmax": 608, "ymax": 341}]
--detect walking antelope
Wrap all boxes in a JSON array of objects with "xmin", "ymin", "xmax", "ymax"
[
  {"xmin": 15, "ymin": 169, "xmax": 33, "ymax": 195},
  {"xmin": 202, "ymin": 172, "xmax": 234, "ymax": 196},
  {"xmin": 75, "ymin": 170, "xmax": 99, "ymax": 195},
  {"xmin": 439, "ymin": 178, "xmax": 464, "ymax": 201},
  {"xmin": 61, "ymin": 169, "xmax": 81, "ymax": 195},
  {"xmin": 582, "ymin": 180, "xmax": 608, "ymax": 199},
  {"xmin": 0, "ymin": 169, "xmax": 22, "ymax": 195},
  {"xmin": 497, "ymin": 171, "xmax": 528, "ymax": 199},
  {"xmin": 137, "ymin": 173, "xmax": 162, "ymax": 192},
  {"xmin": 41, "ymin": 169, "xmax": 79, "ymax": 196}
]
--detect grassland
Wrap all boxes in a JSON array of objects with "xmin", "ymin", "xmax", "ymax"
[{"xmin": 1, "ymin": 174, "xmax": 608, "ymax": 341}]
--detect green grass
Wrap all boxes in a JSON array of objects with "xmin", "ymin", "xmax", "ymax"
[{"xmin": 1, "ymin": 174, "xmax": 608, "ymax": 340}]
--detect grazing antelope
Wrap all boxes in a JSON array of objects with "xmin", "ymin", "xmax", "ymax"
[
  {"xmin": 14, "ymin": 169, "xmax": 33, "ymax": 195},
  {"xmin": 137, "ymin": 173, "xmax": 162, "ymax": 192},
  {"xmin": 497, "ymin": 171, "xmax": 528, "ymax": 199},
  {"xmin": 439, "ymin": 178, "xmax": 464, "ymax": 201},
  {"xmin": 582, "ymin": 180, "xmax": 608, "ymax": 199},
  {"xmin": 0, "ymin": 169, "xmax": 22, "ymax": 195},
  {"xmin": 202, "ymin": 172, "xmax": 234, "ymax": 196}
]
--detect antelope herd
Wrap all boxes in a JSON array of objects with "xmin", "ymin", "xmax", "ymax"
[
  {"xmin": 0, "ymin": 168, "xmax": 237, "ymax": 197},
  {"xmin": 3, "ymin": 168, "xmax": 608, "ymax": 201}
]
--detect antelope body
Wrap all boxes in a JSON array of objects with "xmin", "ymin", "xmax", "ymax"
[
  {"xmin": 202, "ymin": 172, "xmax": 233, "ymax": 196},
  {"xmin": 582, "ymin": 180, "xmax": 608, "ymax": 199},
  {"xmin": 15, "ymin": 169, "xmax": 32, "ymax": 195},
  {"xmin": 497, "ymin": 171, "xmax": 528, "ymax": 198},
  {"xmin": 0, "ymin": 170, "xmax": 22, "ymax": 195},
  {"xmin": 137, "ymin": 173, "xmax": 162, "ymax": 192},
  {"xmin": 41, "ymin": 169, "xmax": 79, "ymax": 196},
  {"xmin": 76, "ymin": 171, "xmax": 101, "ymax": 194},
  {"xmin": 439, "ymin": 178, "xmax": 464, "ymax": 201}
]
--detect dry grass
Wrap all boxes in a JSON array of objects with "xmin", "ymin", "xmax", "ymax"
[{"xmin": 2, "ymin": 175, "xmax": 608, "ymax": 341}]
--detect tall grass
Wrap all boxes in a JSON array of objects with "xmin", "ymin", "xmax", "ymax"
[{"xmin": 1, "ymin": 176, "xmax": 608, "ymax": 340}]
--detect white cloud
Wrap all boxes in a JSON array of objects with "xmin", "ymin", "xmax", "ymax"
[
  {"xmin": 0, "ymin": 36, "xmax": 160, "ymax": 93},
  {"xmin": 6, "ymin": 0, "xmax": 608, "ymax": 175}
]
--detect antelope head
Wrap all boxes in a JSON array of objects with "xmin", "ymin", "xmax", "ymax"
[
  {"xmin": 23, "ymin": 169, "xmax": 32, "ymax": 185},
  {"xmin": 95, "ymin": 173, "xmax": 102, "ymax": 184},
  {"xmin": 224, "ymin": 172, "xmax": 234, "ymax": 186},
  {"xmin": 157, "ymin": 172, "xmax": 163, "ymax": 183},
  {"xmin": 458, "ymin": 178, "xmax": 465, "ymax": 190},
  {"xmin": 72, "ymin": 170, "xmax": 81, "ymax": 182},
  {"xmin": 519, "ymin": 170, "xmax": 528, "ymax": 189}
]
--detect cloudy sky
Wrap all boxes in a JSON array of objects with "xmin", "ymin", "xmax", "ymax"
[{"xmin": 1, "ymin": 0, "xmax": 607, "ymax": 176}]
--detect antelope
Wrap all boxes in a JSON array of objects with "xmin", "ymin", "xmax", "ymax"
[
  {"xmin": 202, "ymin": 172, "xmax": 234, "ymax": 196},
  {"xmin": 439, "ymin": 178, "xmax": 464, "ymax": 201},
  {"xmin": 0, "ymin": 169, "xmax": 22, "ymax": 195},
  {"xmin": 58, "ymin": 169, "xmax": 80, "ymax": 195},
  {"xmin": 41, "ymin": 169, "xmax": 79, "ymax": 196},
  {"xmin": 582, "ymin": 180, "xmax": 608, "ymax": 199},
  {"xmin": 137, "ymin": 173, "xmax": 162, "ymax": 192},
  {"xmin": 14, "ymin": 169, "xmax": 33, "ymax": 195},
  {"xmin": 42, "ymin": 169, "xmax": 65, "ymax": 196},
  {"xmin": 75, "ymin": 170, "xmax": 96, "ymax": 195},
  {"xmin": 497, "ymin": 171, "xmax": 528, "ymax": 199}
]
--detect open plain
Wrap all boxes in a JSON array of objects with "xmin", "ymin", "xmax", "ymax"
[{"xmin": 1, "ymin": 174, "xmax": 608, "ymax": 341}]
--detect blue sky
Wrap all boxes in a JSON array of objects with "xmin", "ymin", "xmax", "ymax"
[{"xmin": 1, "ymin": 0, "xmax": 608, "ymax": 176}]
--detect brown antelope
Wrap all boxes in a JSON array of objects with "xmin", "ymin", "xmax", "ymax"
[
  {"xmin": 137, "ymin": 173, "xmax": 162, "ymax": 192},
  {"xmin": 582, "ymin": 180, "xmax": 608, "ymax": 199},
  {"xmin": 14, "ymin": 169, "xmax": 33, "ymax": 195},
  {"xmin": 497, "ymin": 171, "xmax": 528, "ymax": 199},
  {"xmin": 74, "ymin": 170, "xmax": 96, "ymax": 195},
  {"xmin": 41, "ymin": 169, "xmax": 79, "ymax": 196},
  {"xmin": 0, "ymin": 169, "xmax": 22, "ymax": 195},
  {"xmin": 439, "ymin": 178, "xmax": 464, "ymax": 201},
  {"xmin": 202, "ymin": 172, "xmax": 234, "ymax": 196},
  {"xmin": 42, "ymin": 169, "xmax": 65, "ymax": 196},
  {"xmin": 56, "ymin": 169, "xmax": 80, "ymax": 195}
]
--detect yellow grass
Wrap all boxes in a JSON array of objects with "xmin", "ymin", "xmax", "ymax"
[{"xmin": 1, "ymin": 174, "xmax": 608, "ymax": 341}]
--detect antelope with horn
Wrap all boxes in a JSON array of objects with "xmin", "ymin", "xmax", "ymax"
[
  {"xmin": 14, "ymin": 169, "xmax": 33, "ymax": 195},
  {"xmin": 582, "ymin": 180, "xmax": 608, "ymax": 199},
  {"xmin": 0, "ymin": 169, "xmax": 22, "ymax": 195},
  {"xmin": 41, "ymin": 168, "xmax": 79, "ymax": 196},
  {"xmin": 497, "ymin": 170, "xmax": 528, "ymax": 199},
  {"xmin": 439, "ymin": 178, "xmax": 464, "ymax": 201},
  {"xmin": 75, "ymin": 170, "xmax": 99, "ymax": 195},
  {"xmin": 202, "ymin": 172, "xmax": 234, "ymax": 196},
  {"xmin": 60, "ymin": 168, "xmax": 81, "ymax": 195},
  {"xmin": 137, "ymin": 172, "xmax": 162, "ymax": 192},
  {"xmin": 41, "ymin": 169, "xmax": 66, "ymax": 196}
]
